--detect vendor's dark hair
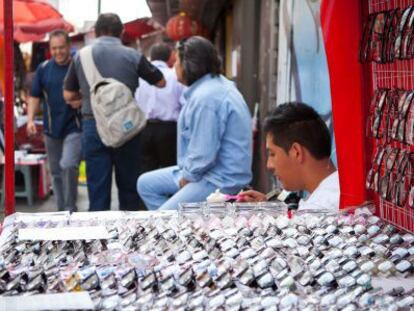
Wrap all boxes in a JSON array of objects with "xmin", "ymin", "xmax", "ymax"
[
  {"xmin": 177, "ymin": 36, "xmax": 221, "ymax": 85},
  {"xmin": 150, "ymin": 43, "xmax": 172, "ymax": 62},
  {"xmin": 264, "ymin": 102, "xmax": 332, "ymax": 160},
  {"xmin": 95, "ymin": 13, "xmax": 123, "ymax": 38},
  {"xmin": 49, "ymin": 29, "xmax": 70, "ymax": 44}
]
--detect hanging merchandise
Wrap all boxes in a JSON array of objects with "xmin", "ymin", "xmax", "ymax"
[
  {"xmin": 366, "ymin": 87, "xmax": 414, "ymax": 212},
  {"xmin": 362, "ymin": 0, "xmax": 414, "ymax": 233},
  {"xmin": 360, "ymin": 6, "xmax": 414, "ymax": 63},
  {"xmin": 367, "ymin": 88, "xmax": 414, "ymax": 144}
]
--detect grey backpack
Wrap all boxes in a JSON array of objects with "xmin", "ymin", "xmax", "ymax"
[{"xmin": 79, "ymin": 46, "xmax": 146, "ymax": 148}]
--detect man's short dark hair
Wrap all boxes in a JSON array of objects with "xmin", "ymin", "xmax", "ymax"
[
  {"xmin": 95, "ymin": 13, "xmax": 123, "ymax": 38},
  {"xmin": 177, "ymin": 36, "xmax": 221, "ymax": 85},
  {"xmin": 150, "ymin": 43, "xmax": 172, "ymax": 62},
  {"xmin": 264, "ymin": 102, "xmax": 332, "ymax": 160},
  {"xmin": 49, "ymin": 29, "xmax": 70, "ymax": 44}
]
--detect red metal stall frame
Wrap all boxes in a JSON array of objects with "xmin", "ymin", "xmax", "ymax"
[{"xmin": 3, "ymin": 0, "xmax": 15, "ymax": 215}]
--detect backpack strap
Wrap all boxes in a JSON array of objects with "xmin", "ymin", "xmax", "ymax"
[{"xmin": 79, "ymin": 46, "xmax": 103, "ymax": 87}]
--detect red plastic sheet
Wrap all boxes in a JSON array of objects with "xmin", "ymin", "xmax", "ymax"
[{"xmin": 320, "ymin": 0, "xmax": 370, "ymax": 209}]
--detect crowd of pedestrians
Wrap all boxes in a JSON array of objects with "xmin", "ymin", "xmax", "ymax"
[{"xmin": 28, "ymin": 13, "xmax": 339, "ymax": 212}]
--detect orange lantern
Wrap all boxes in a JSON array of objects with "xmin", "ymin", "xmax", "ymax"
[{"xmin": 166, "ymin": 12, "xmax": 207, "ymax": 41}]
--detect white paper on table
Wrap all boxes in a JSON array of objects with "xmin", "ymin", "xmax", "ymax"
[
  {"xmin": 4, "ymin": 212, "xmax": 70, "ymax": 228},
  {"xmin": 69, "ymin": 210, "xmax": 124, "ymax": 222},
  {"xmin": 372, "ymin": 276, "xmax": 414, "ymax": 291},
  {"xmin": 125, "ymin": 210, "xmax": 177, "ymax": 219},
  {"xmin": 0, "ymin": 292, "xmax": 94, "ymax": 310},
  {"xmin": 19, "ymin": 153, "xmax": 47, "ymax": 163},
  {"xmin": 18, "ymin": 226, "xmax": 110, "ymax": 241}
]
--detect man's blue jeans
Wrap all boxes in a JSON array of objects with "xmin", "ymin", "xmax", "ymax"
[
  {"xmin": 82, "ymin": 119, "xmax": 142, "ymax": 211},
  {"xmin": 137, "ymin": 166, "xmax": 218, "ymax": 210}
]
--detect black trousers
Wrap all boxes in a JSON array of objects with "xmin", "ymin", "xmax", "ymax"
[{"xmin": 139, "ymin": 120, "xmax": 177, "ymax": 175}]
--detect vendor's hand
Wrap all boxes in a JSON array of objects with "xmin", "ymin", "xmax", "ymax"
[
  {"xmin": 26, "ymin": 120, "xmax": 37, "ymax": 136},
  {"xmin": 237, "ymin": 190, "xmax": 267, "ymax": 202},
  {"xmin": 179, "ymin": 178, "xmax": 190, "ymax": 189}
]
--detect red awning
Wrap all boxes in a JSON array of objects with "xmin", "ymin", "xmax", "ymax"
[
  {"xmin": 122, "ymin": 17, "xmax": 163, "ymax": 43},
  {"xmin": 0, "ymin": 0, "xmax": 74, "ymax": 42}
]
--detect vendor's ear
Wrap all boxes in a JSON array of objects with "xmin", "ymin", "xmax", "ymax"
[{"xmin": 289, "ymin": 142, "xmax": 304, "ymax": 163}]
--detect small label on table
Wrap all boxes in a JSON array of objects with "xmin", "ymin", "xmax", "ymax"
[
  {"xmin": 0, "ymin": 292, "xmax": 94, "ymax": 310},
  {"xmin": 18, "ymin": 226, "xmax": 110, "ymax": 241}
]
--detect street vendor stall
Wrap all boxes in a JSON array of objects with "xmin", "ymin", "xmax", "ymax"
[
  {"xmin": 321, "ymin": 0, "xmax": 414, "ymax": 235},
  {"xmin": 0, "ymin": 0, "xmax": 413, "ymax": 309},
  {"xmin": 0, "ymin": 205, "xmax": 413, "ymax": 309}
]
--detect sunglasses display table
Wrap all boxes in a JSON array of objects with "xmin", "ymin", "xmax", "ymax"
[{"xmin": 0, "ymin": 206, "xmax": 413, "ymax": 310}]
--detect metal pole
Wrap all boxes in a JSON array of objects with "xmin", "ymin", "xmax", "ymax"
[
  {"xmin": 97, "ymin": 0, "xmax": 101, "ymax": 15},
  {"xmin": 4, "ymin": 0, "xmax": 15, "ymax": 215}
]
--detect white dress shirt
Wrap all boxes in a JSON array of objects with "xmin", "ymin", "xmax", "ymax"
[
  {"xmin": 298, "ymin": 171, "xmax": 340, "ymax": 211},
  {"xmin": 134, "ymin": 60, "xmax": 185, "ymax": 121}
]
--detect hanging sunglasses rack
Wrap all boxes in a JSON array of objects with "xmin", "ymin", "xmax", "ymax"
[{"xmin": 363, "ymin": 0, "xmax": 414, "ymax": 233}]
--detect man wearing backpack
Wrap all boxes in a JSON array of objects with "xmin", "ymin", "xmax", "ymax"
[{"xmin": 63, "ymin": 13, "xmax": 165, "ymax": 211}]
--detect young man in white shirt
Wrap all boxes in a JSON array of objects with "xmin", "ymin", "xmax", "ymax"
[{"xmin": 240, "ymin": 102, "xmax": 339, "ymax": 211}]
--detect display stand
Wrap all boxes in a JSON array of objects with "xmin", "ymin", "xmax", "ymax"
[{"xmin": 364, "ymin": 0, "xmax": 414, "ymax": 233}]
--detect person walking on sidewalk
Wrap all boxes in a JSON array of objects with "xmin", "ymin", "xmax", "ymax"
[
  {"xmin": 27, "ymin": 30, "xmax": 82, "ymax": 212},
  {"xmin": 63, "ymin": 13, "xmax": 165, "ymax": 211}
]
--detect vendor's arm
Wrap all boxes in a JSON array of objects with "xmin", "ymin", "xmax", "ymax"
[
  {"xmin": 181, "ymin": 105, "xmax": 223, "ymax": 183},
  {"xmin": 137, "ymin": 57, "xmax": 166, "ymax": 88},
  {"xmin": 238, "ymin": 190, "xmax": 267, "ymax": 202},
  {"xmin": 63, "ymin": 60, "xmax": 82, "ymax": 109}
]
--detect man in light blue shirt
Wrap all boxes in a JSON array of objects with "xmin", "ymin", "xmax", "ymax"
[
  {"xmin": 137, "ymin": 36, "xmax": 252, "ymax": 210},
  {"xmin": 135, "ymin": 43, "xmax": 185, "ymax": 176}
]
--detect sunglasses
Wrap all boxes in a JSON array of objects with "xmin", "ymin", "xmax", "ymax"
[
  {"xmin": 379, "ymin": 148, "xmax": 399, "ymax": 200},
  {"xmin": 371, "ymin": 89, "xmax": 388, "ymax": 139},
  {"xmin": 366, "ymin": 146, "xmax": 387, "ymax": 191}
]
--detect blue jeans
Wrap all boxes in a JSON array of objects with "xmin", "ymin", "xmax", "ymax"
[
  {"xmin": 82, "ymin": 119, "xmax": 142, "ymax": 211},
  {"xmin": 137, "ymin": 166, "xmax": 218, "ymax": 210}
]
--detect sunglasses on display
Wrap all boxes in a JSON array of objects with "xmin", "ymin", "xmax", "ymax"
[
  {"xmin": 369, "ymin": 88, "xmax": 414, "ymax": 144},
  {"xmin": 367, "ymin": 145, "xmax": 414, "ymax": 209},
  {"xmin": 361, "ymin": 7, "xmax": 414, "ymax": 63}
]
